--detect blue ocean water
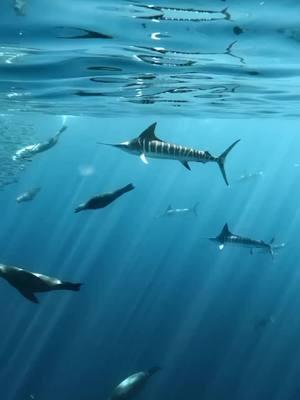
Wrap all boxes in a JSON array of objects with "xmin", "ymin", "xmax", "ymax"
[{"xmin": 1, "ymin": 1, "xmax": 300, "ymax": 400}]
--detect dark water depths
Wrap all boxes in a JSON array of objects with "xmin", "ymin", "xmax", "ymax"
[{"xmin": 1, "ymin": 0, "xmax": 300, "ymax": 117}]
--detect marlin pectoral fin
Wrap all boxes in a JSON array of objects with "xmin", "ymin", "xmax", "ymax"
[
  {"xmin": 221, "ymin": 223, "xmax": 231, "ymax": 237},
  {"xmin": 140, "ymin": 153, "xmax": 149, "ymax": 164},
  {"xmin": 219, "ymin": 244, "xmax": 225, "ymax": 250},
  {"xmin": 180, "ymin": 161, "xmax": 191, "ymax": 171}
]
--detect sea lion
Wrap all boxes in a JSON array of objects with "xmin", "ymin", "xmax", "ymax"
[
  {"xmin": 13, "ymin": 125, "xmax": 67, "ymax": 161},
  {"xmin": 0, "ymin": 264, "xmax": 82, "ymax": 303},
  {"xmin": 108, "ymin": 367, "xmax": 160, "ymax": 400},
  {"xmin": 75, "ymin": 183, "xmax": 134, "ymax": 213},
  {"xmin": 16, "ymin": 187, "xmax": 40, "ymax": 203}
]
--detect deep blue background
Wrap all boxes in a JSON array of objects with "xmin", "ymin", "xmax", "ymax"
[{"xmin": 0, "ymin": 116, "xmax": 300, "ymax": 400}]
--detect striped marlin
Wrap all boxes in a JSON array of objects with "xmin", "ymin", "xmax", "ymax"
[
  {"xmin": 161, "ymin": 203, "xmax": 199, "ymax": 217},
  {"xmin": 98, "ymin": 122, "xmax": 240, "ymax": 186},
  {"xmin": 210, "ymin": 223, "xmax": 285, "ymax": 258}
]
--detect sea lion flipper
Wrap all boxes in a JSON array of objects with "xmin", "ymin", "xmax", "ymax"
[{"xmin": 17, "ymin": 288, "xmax": 39, "ymax": 304}]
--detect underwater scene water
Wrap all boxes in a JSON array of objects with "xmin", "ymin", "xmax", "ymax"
[{"xmin": 1, "ymin": 1, "xmax": 300, "ymax": 400}]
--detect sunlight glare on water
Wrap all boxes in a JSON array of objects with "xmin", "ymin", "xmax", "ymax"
[{"xmin": 0, "ymin": 0, "xmax": 300, "ymax": 117}]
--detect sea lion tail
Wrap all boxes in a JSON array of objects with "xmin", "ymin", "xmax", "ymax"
[
  {"xmin": 74, "ymin": 204, "xmax": 84, "ymax": 213},
  {"xmin": 118, "ymin": 183, "xmax": 135, "ymax": 195},
  {"xmin": 60, "ymin": 282, "xmax": 83, "ymax": 291},
  {"xmin": 123, "ymin": 183, "xmax": 135, "ymax": 192},
  {"xmin": 58, "ymin": 125, "xmax": 68, "ymax": 135},
  {"xmin": 148, "ymin": 366, "xmax": 161, "ymax": 376}
]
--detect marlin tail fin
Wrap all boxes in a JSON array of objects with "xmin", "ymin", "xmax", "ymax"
[
  {"xmin": 193, "ymin": 202, "xmax": 200, "ymax": 216},
  {"xmin": 60, "ymin": 282, "xmax": 82, "ymax": 291},
  {"xmin": 216, "ymin": 140, "xmax": 240, "ymax": 186},
  {"xmin": 269, "ymin": 246, "xmax": 275, "ymax": 261},
  {"xmin": 58, "ymin": 125, "xmax": 68, "ymax": 135}
]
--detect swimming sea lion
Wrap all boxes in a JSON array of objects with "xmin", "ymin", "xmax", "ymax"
[
  {"xmin": 16, "ymin": 187, "xmax": 41, "ymax": 203},
  {"xmin": 0, "ymin": 264, "xmax": 82, "ymax": 303},
  {"xmin": 108, "ymin": 367, "xmax": 160, "ymax": 400},
  {"xmin": 75, "ymin": 183, "xmax": 134, "ymax": 213}
]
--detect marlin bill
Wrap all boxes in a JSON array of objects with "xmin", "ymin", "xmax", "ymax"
[
  {"xmin": 98, "ymin": 123, "xmax": 240, "ymax": 186},
  {"xmin": 210, "ymin": 223, "xmax": 285, "ymax": 258}
]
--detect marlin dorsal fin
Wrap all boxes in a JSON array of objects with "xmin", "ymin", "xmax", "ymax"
[
  {"xmin": 167, "ymin": 205, "xmax": 172, "ymax": 211},
  {"xmin": 138, "ymin": 122, "xmax": 162, "ymax": 141},
  {"xmin": 221, "ymin": 223, "xmax": 231, "ymax": 237}
]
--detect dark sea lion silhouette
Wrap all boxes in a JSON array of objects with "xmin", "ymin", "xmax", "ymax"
[
  {"xmin": 108, "ymin": 367, "xmax": 160, "ymax": 400},
  {"xmin": 0, "ymin": 264, "xmax": 82, "ymax": 304},
  {"xmin": 75, "ymin": 183, "xmax": 134, "ymax": 213}
]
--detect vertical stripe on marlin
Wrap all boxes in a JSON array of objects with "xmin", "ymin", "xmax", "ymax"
[
  {"xmin": 173, "ymin": 144, "xmax": 179, "ymax": 158},
  {"xmin": 171, "ymin": 144, "xmax": 176, "ymax": 158},
  {"xmin": 179, "ymin": 145, "xmax": 183, "ymax": 157},
  {"xmin": 180, "ymin": 145, "xmax": 186, "ymax": 158},
  {"xmin": 174, "ymin": 145, "xmax": 179, "ymax": 158},
  {"xmin": 159, "ymin": 141, "xmax": 162, "ymax": 153}
]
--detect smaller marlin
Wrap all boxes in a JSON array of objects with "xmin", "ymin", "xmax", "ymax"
[
  {"xmin": 98, "ymin": 123, "xmax": 240, "ymax": 186},
  {"xmin": 210, "ymin": 223, "xmax": 285, "ymax": 258},
  {"xmin": 235, "ymin": 170, "xmax": 264, "ymax": 183},
  {"xmin": 161, "ymin": 203, "xmax": 199, "ymax": 217}
]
